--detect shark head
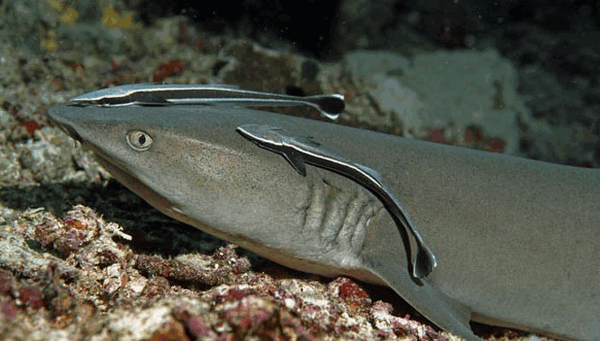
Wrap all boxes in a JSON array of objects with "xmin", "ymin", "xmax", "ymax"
[{"xmin": 48, "ymin": 104, "xmax": 315, "ymax": 247}]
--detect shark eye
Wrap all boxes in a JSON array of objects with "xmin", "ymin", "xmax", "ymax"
[{"xmin": 127, "ymin": 130, "xmax": 153, "ymax": 151}]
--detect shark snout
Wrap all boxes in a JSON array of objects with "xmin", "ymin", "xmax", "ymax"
[{"xmin": 48, "ymin": 105, "xmax": 84, "ymax": 143}]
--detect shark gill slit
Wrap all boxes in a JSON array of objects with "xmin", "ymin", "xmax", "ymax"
[
  {"xmin": 302, "ymin": 176, "xmax": 379, "ymax": 255},
  {"xmin": 300, "ymin": 173, "xmax": 327, "ymax": 235},
  {"xmin": 335, "ymin": 188, "xmax": 365, "ymax": 248}
]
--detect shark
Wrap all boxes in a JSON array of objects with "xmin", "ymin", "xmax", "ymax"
[{"xmin": 48, "ymin": 84, "xmax": 600, "ymax": 341}]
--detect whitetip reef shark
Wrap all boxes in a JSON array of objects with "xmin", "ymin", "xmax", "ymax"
[{"xmin": 48, "ymin": 84, "xmax": 600, "ymax": 341}]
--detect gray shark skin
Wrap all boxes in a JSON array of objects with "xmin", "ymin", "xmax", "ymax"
[
  {"xmin": 48, "ymin": 102, "xmax": 600, "ymax": 341},
  {"xmin": 235, "ymin": 124, "xmax": 438, "ymax": 280}
]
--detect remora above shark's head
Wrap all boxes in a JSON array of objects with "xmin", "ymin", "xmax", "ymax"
[{"xmin": 47, "ymin": 104, "xmax": 317, "ymax": 246}]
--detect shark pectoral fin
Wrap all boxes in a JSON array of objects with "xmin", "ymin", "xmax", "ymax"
[
  {"xmin": 361, "ymin": 213, "xmax": 480, "ymax": 341},
  {"xmin": 362, "ymin": 254, "xmax": 481, "ymax": 341}
]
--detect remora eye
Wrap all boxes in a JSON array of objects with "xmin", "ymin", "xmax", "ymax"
[{"xmin": 127, "ymin": 130, "xmax": 153, "ymax": 151}]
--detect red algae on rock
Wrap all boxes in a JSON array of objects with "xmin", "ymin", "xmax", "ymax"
[
  {"xmin": 144, "ymin": 319, "xmax": 190, "ymax": 341},
  {"xmin": 172, "ymin": 307, "xmax": 217, "ymax": 339},
  {"xmin": 152, "ymin": 59, "xmax": 186, "ymax": 82},
  {"xmin": 335, "ymin": 277, "xmax": 371, "ymax": 302},
  {"xmin": 135, "ymin": 245, "xmax": 251, "ymax": 287},
  {"xmin": 16, "ymin": 285, "xmax": 45, "ymax": 310}
]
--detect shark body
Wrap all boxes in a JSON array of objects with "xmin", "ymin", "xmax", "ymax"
[{"xmin": 49, "ymin": 86, "xmax": 600, "ymax": 341}]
